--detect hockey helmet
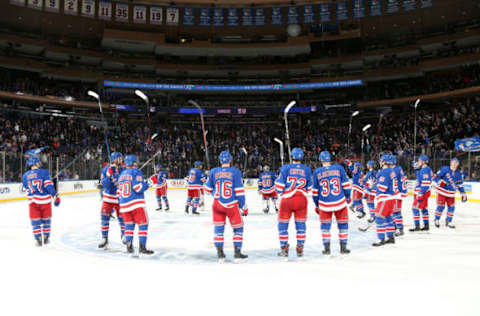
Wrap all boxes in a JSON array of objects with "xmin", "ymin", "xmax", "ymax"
[
  {"xmin": 418, "ymin": 155, "xmax": 429, "ymax": 163},
  {"xmin": 194, "ymin": 161, "xmax": 203, "ymax": 167},
  {"xmin": 26, "ymin": 156, "xmax": 41, "ymax": 167},
  {"xmin": 319, "ymin": 151, "xmax": 331, "ymax": 163},
  {"xmin": 124, "ymin": 154, "xmax": 137, "ymax": 167},
  {"xmin": 219, "ymin": 151, "xmax": 232, "ymax": 164},
  {"xmin": 291, "ymin": 148, "xmax": 304, "ymax": 161},
  {"xmin": 110, "ymin": 152, "xmax": 122, "ymax": 162}
]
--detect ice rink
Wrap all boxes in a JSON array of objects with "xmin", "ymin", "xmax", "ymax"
[{"xmin": 1, "ymin": 189, "xmax": 480, "ymax": 316}]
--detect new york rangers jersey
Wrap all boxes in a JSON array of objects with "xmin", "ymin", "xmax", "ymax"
[
  {"xmin": 392, "ymin": 166, "xmax": 407, "ymax": 198},
  {"xmin": 204, "ymin": 166, "xmax": 246, "ymax": 209},
  {"xmin": 375, "ymin": 168, "xmax": 397, "ymax": 203},
  {"xmin": 22, "ymin": 169, "xmax": 56, "ymax": 204},
  {"xmin": 434, "ymin": 166, "xmax": 465, "ymax": 197},
  {"xmin": 363, "ymin": 169, "xmax": 377, "ymax": 197},
  {"xmin": 348, "ymin": 165, "xmax": 364, "ymax": 193},
  {"xmin": 258, "ymin": 171, "xmax": 277, "ymax": 194},
  {"xmin": 151, "ymin": 170, "xmax": 168, "ymax": 189},
  {"xmin": 415, "ymin": 166, "xmax": 433, "ymax": 196},
  {"xmin": 101, "ymin": 165, "xmax": 122, "ymax": 204},
  {"xmin": 312, "ymin": 164, "xmax": 351, "ymax": 212},
  {"xmin": 117, "ymin": 168, "xmax": 149, "ymax": 213},
  {"xmin": 275, "ymin": 163, "xmax": 312, "ymax": 198},
  {"xmin": 187, "ymin": 168, "xmax": 206, "ymax": 190}
]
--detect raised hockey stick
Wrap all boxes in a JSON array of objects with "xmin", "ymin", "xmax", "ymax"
[
  {"xmin": 188, "ymin": 100, "xmax": 210, "ymax": 169},
  {"xmin": 413, "ymin": 99, "xmax": 420, "ymax": 162},
  {"xmin": 52, "ymin": 149, "xmax": 89, "ymax": 180},
  {"xmin": 88, "ymin": 91, "xmax": 111, "ymax": 164},
  {"xmin": 139, "ymin": 149, "xmax": 162, "ymax": 171},
  {"xmin": 240, "ymin": 147, "xmax": 248, "ymax": 173},
  {"xmin": 274, "ymin": 138, "xmax": 284, "ymax": 166},
  {"xmin": 284, "ymin": 101, "xmax": 296, "ymax": 164}
]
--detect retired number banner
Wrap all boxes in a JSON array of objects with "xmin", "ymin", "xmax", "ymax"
[
  {"xmin": 45, "ymin": 0, "xmax": 59, "ymax": 12},
  {"xmin": 150, "ymin": 6, "xmax": 163, "ymax": 25},
  {"xmin": 115, "ymin": 2, "xmax": 128, "ymax": 22},
  {"xmin": 81, "ymin": 0, "xmax": 95, "ymax": 18},
  {"xmin": 166, "ymin": 7, "xmax": 179, "ymax": 25},
  {"xmin": 133, "ymin": 5, "xmax": 146, "ymax": 23},
  {"xmin": 28, "ymin": 0, "xmax": 42, "ymax": 10},
  {"xmin": 99, "ymin": 0, "xmax": 112, "ymax": 20},
  {"xmin": 64, "ymin": 0, "xmax": 78, "ymax": 15},
  {"xmin": 10, "ymin": 0, "xmax": 26, "ymax": 7}
]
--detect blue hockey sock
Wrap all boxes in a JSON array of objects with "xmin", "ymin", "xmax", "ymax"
[
  {"xmin": 294, "ymin": 221, "xmax": 306, "ymax": 247},
  {"xmin": 278, "ymin": 221, "xmax": 289, "ymax": 248},
  {"xmin": 320, "ymin": 221, "xmax": 332, "ymax": 245},
  {"xmin": 412, "ymin": 208, "xmax": 420, "ymax": 226},
  {"xmin": 192, "ymin": 197, "xmax": 200, "ymax": 212},
  {"xmin": 421, "ymin": 209, "xmax": 429, "ymax": 225},
  {"xmin": 337, "ymin": 221, "xmax": 348, "ymax": 245},
  {"xmin": 163, "ymin": 196, "xmax": 169, "ymax": 208},
  {"xmin": 385, "ymin": 216, "xmax": 395, "ymax": 238},
  {"xmin": 125, "ymin": 223, "xmax": 135, "ymax": 243},
  {"xmin": 186, "ymin": 197, "xmax": 192, "ymax": 210},
  {"xmin": 435, "ymin": 205, "xmax": 445, "ymax": 220},
  {"xmin": 41, "ymin": 218, "xmax": 51, "ymax": 239},
  {"xmin": 101, "ymin": 214, "xmax": 110, "ymax": 238},
  {"xmin": 367, "ymin": 203, "xmax": 375, "ymax": 217},
  {"xmin": 375, "ymin": 217, "xmax": 386, "ymax": 240},
  {"xmin": 117, "ymin": 214, "xmax": 125, "ymax": 236},
  {"xmin": 393, "ymin": 211, "xmax": 404, "ymax": 230},
  {"xmin": 446, "ymin": 206, "xmax": 455, "ymax": 222},
  {"xmin": 31, "ymin": 219, "xmax": 42, "ymax": 240},
  {"xmin": 138, "ymin": 224, "xmax": 148, "ymax": 245},
  {"xmin": 233, "ymin": 227, "xmax": 244, "ymax": 249},
  {"xmin": 156, "ymin": 196, "xmax": 162, "ymax": 208},
  {"xmin": 214, "ymin": 225, "xmax": 225, "ymax": 247}
]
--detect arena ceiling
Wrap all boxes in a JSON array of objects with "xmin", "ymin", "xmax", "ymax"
[{"xmin": 137, "ymin": 0, "xmax": 318, "ymax": 5}]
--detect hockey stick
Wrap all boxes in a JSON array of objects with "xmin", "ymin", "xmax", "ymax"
[
  {"xmin": 52, "ymin": 149, "xmax": 89, "ymax": 180},
  {"xmin": 241, "ymin": 147, "xmax": 248, "ymax": 174},
  {"xmin": 358, "ymin": 222, "xmax": 373, "ymax": 232},
  {"xmin": 284, "ymin": 101, "xmax": 296, "ymax": 164},
  {"xmin": 188, "ymin": 100, "xmax": 210, "ymax": 169},
  {"xmin": 88, "ymin": 91, "xmax": 111, "ymax": 164},
  {"xmin": 274, "ymin": 138, "xmax": 284, "ymax": 167},
  {"xmin": 413, "ymin": 99, "xmax": 420, "ymax": 162},
  {"xmin": 348, "ymin": 111, "xmax": 360, "ymax": 155},
  {"xmin": 139, "ymin": 149, "xmax": 162, "ymax": 171}
]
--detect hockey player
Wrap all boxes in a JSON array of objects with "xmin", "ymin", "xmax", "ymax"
[
  {"xmin": 257, "ymin": 165, "xmax": 279, "ymax": 214},
  {"xmin": 372, "ymin": 155, "xmax": 397, "ymax": 247},
  {"xmin": 346, "ymin": 161, "xmax": 365, "ymax": 218},
  {"xmin": 391, "ymin": 155, "xmax": 407, "ymax": 236},
  {"xmin": 410, "ymin": 155, "xmax": 433, "ymax": 232},
  {"xmin": 149, "ymin": 164, "xmax": 170, "ymax": 211},
  {"xmin": 312, "ymin": 151, "xmax": 351, "ymax": 255},
  {"xmin": 98, "ymin": 152, "xmax": 125, "ymax": 249},
  {"xmin": 433, "ymin": 158, "xmax": 467, "ymax": 229},
  {"xmin": 185, "ymin": 161, "xmax": 206, "ymax": 215},
  {"xmin": 22, "ymin": 156, "xmax": 60, "ymax": 246},
  {"xmin": 275, "ymin": 148, "xmax": 312, "ymax": 258},
  {"xmin": 117, "ymin": 154, "xmax": 154, "ymax": 255},
  {"xmin": 204, "ymin": 150, "xmax": 248, "ymax": 261},
  {"xmin": 363, "ymin": 160, "xmax": 377, "ymax": 222}
]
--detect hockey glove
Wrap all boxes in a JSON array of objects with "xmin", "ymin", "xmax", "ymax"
[
  {"xmin": 315, "ymin": 207, "xmax": 320, "ymax": 215},
  {"xmin": 54, "ymin": 195, "xmax": 61, "ymax": 207},
  {"xmin": 242, "ymin": 207, "xmax": 248, "ymax": 217},
  {"xmin": 461, "ymin": 194, "xmax": 468, "ymax": 203},
  {"xmin": 148, "ymin": 175, "xmax": 158, "ymax": 187}
]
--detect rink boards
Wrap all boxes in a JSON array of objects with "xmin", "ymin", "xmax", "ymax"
[{"xmin": 0, "ymin": 179, "xmax": 478, "ymax": 203}]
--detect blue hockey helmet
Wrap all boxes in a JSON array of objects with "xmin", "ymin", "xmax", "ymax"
[
  {"xmin": 367, "ymin": 160, "xmax": 375, "ymax": 167},
  {"xmin": 354, "ymin": 162, "xmax": 362, "ymax": 169},
  {"xmin": 451, "ymin": 157, "xmax": 460, "ymax": 164},
  {"xmin": 26, "ymin": 156, "xmax": 41, "ymax": 167},
  {"xmin": 219, "ymin": 151, "xmax": 232, "ymax": 164},
  {"xmin": 319, "ymin": 151, "xmax": 331, "ymax": 163},
  {"xmin": 124, "ymin": 154, "xmax": 137, "ymax": 167},
  {"xmin": 390, "ymin": 155, "xmax": 397, "ymax": 165},
  {"xmin": 110, "ymin": 152, "xmax": 122, "ymax": 162},
  {"xmin": 194, "ymin": 161, "xmax": 203, "ymax": 167},
  {"xmin": 156, "ymin": 164, "xmax": 163, "ymax": 170},
  {"xmin": 291, "ymin": 148, "xmax": 304, "ymax": 161},
  {"xmin": 418, "ymin": 155, "xmax": 429, "ymax": 163},
  {"xmin": 380, "ymin": 154, "xmax": 390, "ymax": 164}
]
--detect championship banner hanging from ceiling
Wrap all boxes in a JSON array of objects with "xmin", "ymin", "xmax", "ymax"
[
  {"xmin": 287, "ymin": 6, "xmax": 299, "ymax": 25},
  {"xmin": 353, "ymin": 0, "xmax": 365, "ymax": 19},
  {"xmin": 420, "ymin": 0, "xmax": 433, "ymax": 8},
  {"xmin": 10, "ymin": 0, "xmax": 26, "ymax": 7},
  {"xmin": 227, "ymin": 8, "xmax": 239, "ymax": 26},
  {"xmin": 242, "ymin": 8, "xmax": 253, "ymax": 26},
  {"xmin": 271, "ymin": 7, "xmax": 282, "ymax": 25},
  {"xmin": 303, "ymin": 5, "xmax": 314, "ymax": 24},
  {"xmin": 370, "ymin": 0, "xmax": 382, "ymax": 16},
  {"xmin": 336, "ymin": 1, "xmax": 349, "ymax": 21},
  {"xmin": 403, "ymin": 0, "xmax": 416, "ymax": 12},
  {"xmin": 213, "ymin": 8, "xmax": 224, "ymax": 26},
  {"xmin": 254, "ymin": 8, "xmax": 265, "ymax": 26},
  {"xmin": 183, "ymin": 7, "xmax": 195, "ymax": 26},
  {"xmin": 386, "ymin": 0, "xmax": 399, "ymax": 14},
  {"xmin": 199, "ymin": 8, "xmax": 210, "ymax": 26},
  {"xmin": 319, "ymin": 3, "xmax": 331, "ymax": 22}
]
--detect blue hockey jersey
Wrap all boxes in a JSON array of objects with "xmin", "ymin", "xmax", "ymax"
[
  {"xmin": 392, "ymin": 166, "xmax": 407, "ymax": 199},
  {"xmin": 187, "ymin": 168, "xmax": 206, "ymax": 190},
  {"xmin": 22, "ymin": 168, "xmax": 56, "ymax": 205},
  {"xmin": 375, "ymin": 167, "xmax": 397, "ymax": 203},
  {"xmin": 258, "ymin": 171, "xmax": 277, "ymax": 194},
  {"xmin": 348, "ymin": 165, "xmax": 364, "ymax": 193},
  {"xmin": 101, "ymin": 165, "xmax": 122, "ymax": 204},
  {"xmin": 152, "ymin": 170, "xmax": 168, "ymax": 189},
  {"xmin": 415, "ymin": 166, "xmax": 433, "ymax": 196},
  {"xmin": 434, "ymin": 166, "xmax": 465, "ymax": 198},
  {"xmin": 204, "ymin": 166, "xmax": 246, "ymax": 209},
  {"xmin": 312, "ymin": 164, "xmax": 351, "ymax": 212},
  {"xmin": 363, "ymin": 169, "xmax": 377, "ymax": 197},
  {"xmin": 275, "ymin": 163, "xmax": 312, "ymax": 198},
  {"xmin": 117, "ymin": 168, "xmax": 149, "ymax": 213}
]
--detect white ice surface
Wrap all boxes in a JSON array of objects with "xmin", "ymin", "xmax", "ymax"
[{"xmin": 1, "ymin": 190, "xmax": 479, "ymax": 316}]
